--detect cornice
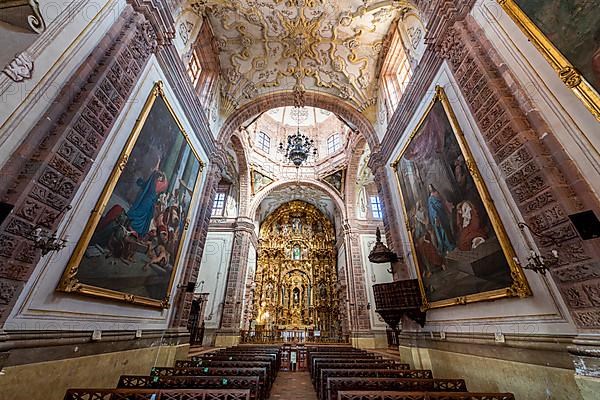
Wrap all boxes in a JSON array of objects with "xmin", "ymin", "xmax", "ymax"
[{"xmin": 127, "ymin": 0, "xmax": 176, "ymax": 45}]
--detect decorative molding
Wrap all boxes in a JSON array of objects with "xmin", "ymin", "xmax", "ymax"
[{"xmin": 2, "ymin": 52, "xmax": 34, "ymax": 82}]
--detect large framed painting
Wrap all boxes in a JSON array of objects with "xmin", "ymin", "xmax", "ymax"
[
  {"xmin": 58, "ymin": 82, "xmax": 204, "ymax": 308},
  {"xmin": 392, "ymin": 86, "xmax": 530, "ymax": 309},
  {"xmin": 499, "ymin": 0, "xmax": 600, "ymax": 121}
]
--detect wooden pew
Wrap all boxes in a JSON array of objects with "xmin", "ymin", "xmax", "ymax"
[
  {"xmin": 117, "ymin": 375, "xmax": 262, "ymax": 400},
  {"xmin": 309, "ymin": 355, "xmax": 382, "ymax": 376},
  {"xmin": 64, "ymin": 388, "xmax": 251, "ymax": 399},
  {"xmin": 318, "ymin": 369, "xmax": 433, "ymax": 399},
  {"xmin": 326, "ymin": 378, "xmax": 467, "ymax": 400},
  {"xmin": 192, "ymin": 355, "xmax": 277, "ymax": 377},
  {"xmin": 312, "ymin": 360, "xmax": 409, "ymax": 385},
  {"xmin": 336, "ymin": 391, "xmax": 516, "ymax": 400},
  {"xmin": 175, "ymin": 360, "xmax": 275, "ymax": 383},
  {"xmin": 150, "ymin": 367, "xmax": 270, "ymax": 396}
]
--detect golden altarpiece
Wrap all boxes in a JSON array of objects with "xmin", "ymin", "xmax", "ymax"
[{"xmin": 252, "ymin": 201, "xmax": 341, "ymax": 337}]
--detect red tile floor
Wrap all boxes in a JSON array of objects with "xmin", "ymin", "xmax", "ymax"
[{"xmin": 269, "ymin": 372, "xmax": 318, "ymax": 399}]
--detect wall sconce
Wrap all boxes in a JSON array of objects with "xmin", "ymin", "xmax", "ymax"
[
  {"xmin": 25, "ymin": 204, "xmax": 72, "ymax": 256},
  {"xmin": 517, "ymin": 222, "xmax": 560, "ymax": 274},
  {"xmin": 515, "ymin": 249, "xmax": 559, "ymax": 275},
  {"xmin": 27, "ymin": 227, "xmax": 68, "ymax": 256}
]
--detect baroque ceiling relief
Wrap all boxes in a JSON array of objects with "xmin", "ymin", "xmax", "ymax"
[{"xmin": 190, "ymin": 0, "xmax": 408, "ymax": 120}]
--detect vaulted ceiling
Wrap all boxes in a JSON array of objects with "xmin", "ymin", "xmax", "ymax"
[{"xmin": 191, "ymin": 1, "xmax": 404, "ymax": 115}]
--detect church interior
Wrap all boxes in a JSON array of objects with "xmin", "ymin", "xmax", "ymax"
[{"xmin": 0, "ymin": 0, "xmax": 599, "ymax": 399}]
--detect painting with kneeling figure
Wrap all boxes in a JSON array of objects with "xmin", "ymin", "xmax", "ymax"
[
  {"xmin": 394, "ymin": 87, "xmax": 529, "ymax": 309},
  {"xmin": 58, "ymin": 83, "xmax": 203, "ymax": 306}
]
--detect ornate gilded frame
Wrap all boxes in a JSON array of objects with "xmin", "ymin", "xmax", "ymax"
[
  {"xmin": 57, "ymin": 82, "xmax": 205, "ymax": 308},
  {"xmin": 498, "ymin": 0, "xmax": 600, "ymax": 121},
  {"xmin": 391, "ymin": 86, "xmax": 531, "ymax": 310}
]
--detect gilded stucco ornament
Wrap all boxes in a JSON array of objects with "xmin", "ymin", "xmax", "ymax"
[{"xmin": 191, "ymin": 0, "xmax": 408, "ymax": 116}]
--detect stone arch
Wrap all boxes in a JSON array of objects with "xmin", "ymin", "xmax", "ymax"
[
  {"xmin": 228, "ymin": 134, "xmax": 251, "ymax": 217},
  {"xmin": 345, "ymin": 137, "xmax": 368, "ymax": 220},
  {"xmin": 249, "ymin": 179, "xmax": 347, "ymax": 223},
  {"xmin": 217, "ymin": 91, "xmax": 380, "ymax": 152}
]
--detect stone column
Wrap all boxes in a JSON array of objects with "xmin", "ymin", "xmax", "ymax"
[
  {"xmin": 170, "ymin": 161, "xmax": 223, "ymax": 328},
  {"xmin": 341, "ymin": 222, "xmax": 375, "ymax": 348},
  {"xmin": 214, "ymin": 218, "xmax": 255, "ymax": 346}
]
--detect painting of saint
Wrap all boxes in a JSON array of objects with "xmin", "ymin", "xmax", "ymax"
[
  {"xmin": 502, "ymin": 0, "xmax": 600, "ymax": 118},
  {"xmin": 394, "ymin": 87, "xmax": 529, "ymax": 308},
  {"xmin": 59, "ymin": 83, "xmax": 203, "ymax": 307}
]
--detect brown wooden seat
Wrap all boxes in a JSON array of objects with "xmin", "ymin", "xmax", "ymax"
[
  {"xmin": 336, "ymin": 391, "xmax": 515, "ymax": 400},
  {"xmin": 318, "ymin": 369, "xmax": 433, "ymax": 399},
  {"xmin": 313, "ymin": 360, "xmax": 409, "ymax": 384},
  {"xmin": 175, "ymin": 360, "xmax": 275, "ymax": 384},
  {"xmin": 117, "ymin": 375, "xmax": 263, "ymax": 400},
  {"xmin": 326, "ymin": 378, "xmax": 467, "ymax": 400},
  {"xmin": 149, "ymin": 367, "xmax": 270, "ymax": 396},
  {"xmin": 63, "ymin": 388, "xmax": 251, "ymax": 400}
]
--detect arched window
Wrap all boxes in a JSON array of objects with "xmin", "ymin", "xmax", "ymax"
[
  {"xmin": 257, "ymin": 131, "xmax": 271, "ymax": 153},
  {"xmin": 370, "ymin": 195, "xmax": 383, "ymax": 219},
  {"xmin": 185, "ymin": 22, "xmax": 220, "ymax": 107},
  {"xmin": 327, "ymin": 133, "xmax": 341, "ymax": 154}
]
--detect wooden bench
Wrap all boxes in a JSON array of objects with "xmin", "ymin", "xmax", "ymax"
[
  {"xmin": 175, "ymin": 360, "xmax": 275, "ymax": 383},
  {"xmin": 313, "ymin": 360, "xmax": 409, "ymax": 384},
  {"xmin": 336, "ymin": 391, "xmax": 515, "ymax": 400},
  {"xmin": 64, "ymin": 388, "xmax": 251, "ymax": 400},
  {"xmin": 326, "ymin": 378, "xmax": 467, "ymax": 400},
  {"xmin": 207, "ymin": 350, "xmax": 281, "ymax": 369},
  {"xmin": 193, "ymin": 355, "xmax": 277, "ymax": 376},
  {"xmin": 117, "ymin": 375, "xmax": 262, "ymax": 400},
  {"xmin": 318, "ymin": 369, "xmax": 433, "ymax": 399},
  {"xmin": 150, "ymin": 366, "xmax": 270, "ymax": 395}
]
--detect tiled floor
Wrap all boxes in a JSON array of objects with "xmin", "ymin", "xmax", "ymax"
[{"xmin": 269, "ymin": 372, "xmax": 318, "ymax": 400}]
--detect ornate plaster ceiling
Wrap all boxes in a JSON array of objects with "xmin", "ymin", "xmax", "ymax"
[
  {"xmin": 256, "ymin": 184, "xmax": 336, "ymax": 223},
  {"xmin": 267, "ymin": 106, "xmax": 333, "ymax": 127},
  {"xmin": 191, "ymin": 0, "xmax": 404, "ymax": 115}
]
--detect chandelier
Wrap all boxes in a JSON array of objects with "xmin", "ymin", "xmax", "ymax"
[{"xmin": 278, "ymin": 121, "xmax": 317, "ymax": 168}]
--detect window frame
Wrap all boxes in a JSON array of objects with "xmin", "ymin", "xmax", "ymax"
[
  {"xmin": 211, "ymin": 191, "xmax": 227, "ymax": 217},
  {"xmin": 370, "ymin": 195, "xmax": 383, "ymax": 220},
  {"xmin": 327, "ymin": 133, "xmax": 341, "ymax": 155},
  {"xmin": 256, "ymin": 131, "xmax": 271, "ymax": 154}
]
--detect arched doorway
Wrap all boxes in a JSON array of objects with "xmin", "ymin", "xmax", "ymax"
[{"xmin": 251, "ymin": 200, "xmax": 342, "ymax": 342}]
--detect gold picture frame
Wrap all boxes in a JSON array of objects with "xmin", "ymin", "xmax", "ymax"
[
  {"xmin": 498, "ymin": 0, "xmax": 600, "ymax": 121},
  {"xmin": 392, "ymin": 86, "xmax": 531, "ymax": 310},
  {"xmin": 57, "ymin": 82, "xmax": 205, "ymax": 308}
]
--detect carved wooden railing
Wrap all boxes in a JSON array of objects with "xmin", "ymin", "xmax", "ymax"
[
  {"xmin": 174, "ymin": 360, "xmax": 275, "ymax": 383},
  {"xmin": 318, "ymin": 369, "xmax": 434, "ymax": 400},
  {"xmin": 312, "ymin": 361, "xmax": 410, "ymax": 386},
  {"xmin": 372, "ymin": 279, "xmax": 426, "ymax": 330},
  {"xmin": 149, "ymin": 367, "xmax": 269, "ymax": 395},
  {"xmin": 336, "ymin": 392, "xmax": 515, "ymax": 400},
  {"xmin": 63, "ymin": 388, "xmax": 251, "ymax": 400},
  {"xmin": 117, "ymin": 375, "xmax": 262, "ymax": 400},
  {"xmin": 327, "ymin": 378, "xmax": 467, "ymax": 400}
]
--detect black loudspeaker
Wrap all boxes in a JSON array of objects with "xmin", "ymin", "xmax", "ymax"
[
  {"xmin": 0, "ymin": 202, "xmax": 13, "ymax": 227},
  {"xmin": 568, "ymin": 210, "xmax": 600, "ymax": 240},
  {"xmin": 185, "ymin": 281, "xmax": 197, "ymax": 293}
]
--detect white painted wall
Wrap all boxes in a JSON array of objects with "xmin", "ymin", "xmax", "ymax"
[
  {"xmin": 471, "ymin": 0, "xmax": 600, "ymax": 197},
  {"xmin": 196, "ymin": 231, "xmax": 234, "ymax": 330},
  {"xmin": 359, "ymin": 234, "xmax": 393, "ymax": 331},
  {"xmin": 384, "ymin": 63, "xmax": 576, "ymax": 335},
  {"xmin": 5, "ymin": 57, "xmax": 209, "ymax": 331},
  {"xmin": 0, "ymin": 0, "xmax": 128, "ymax": 170}
]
